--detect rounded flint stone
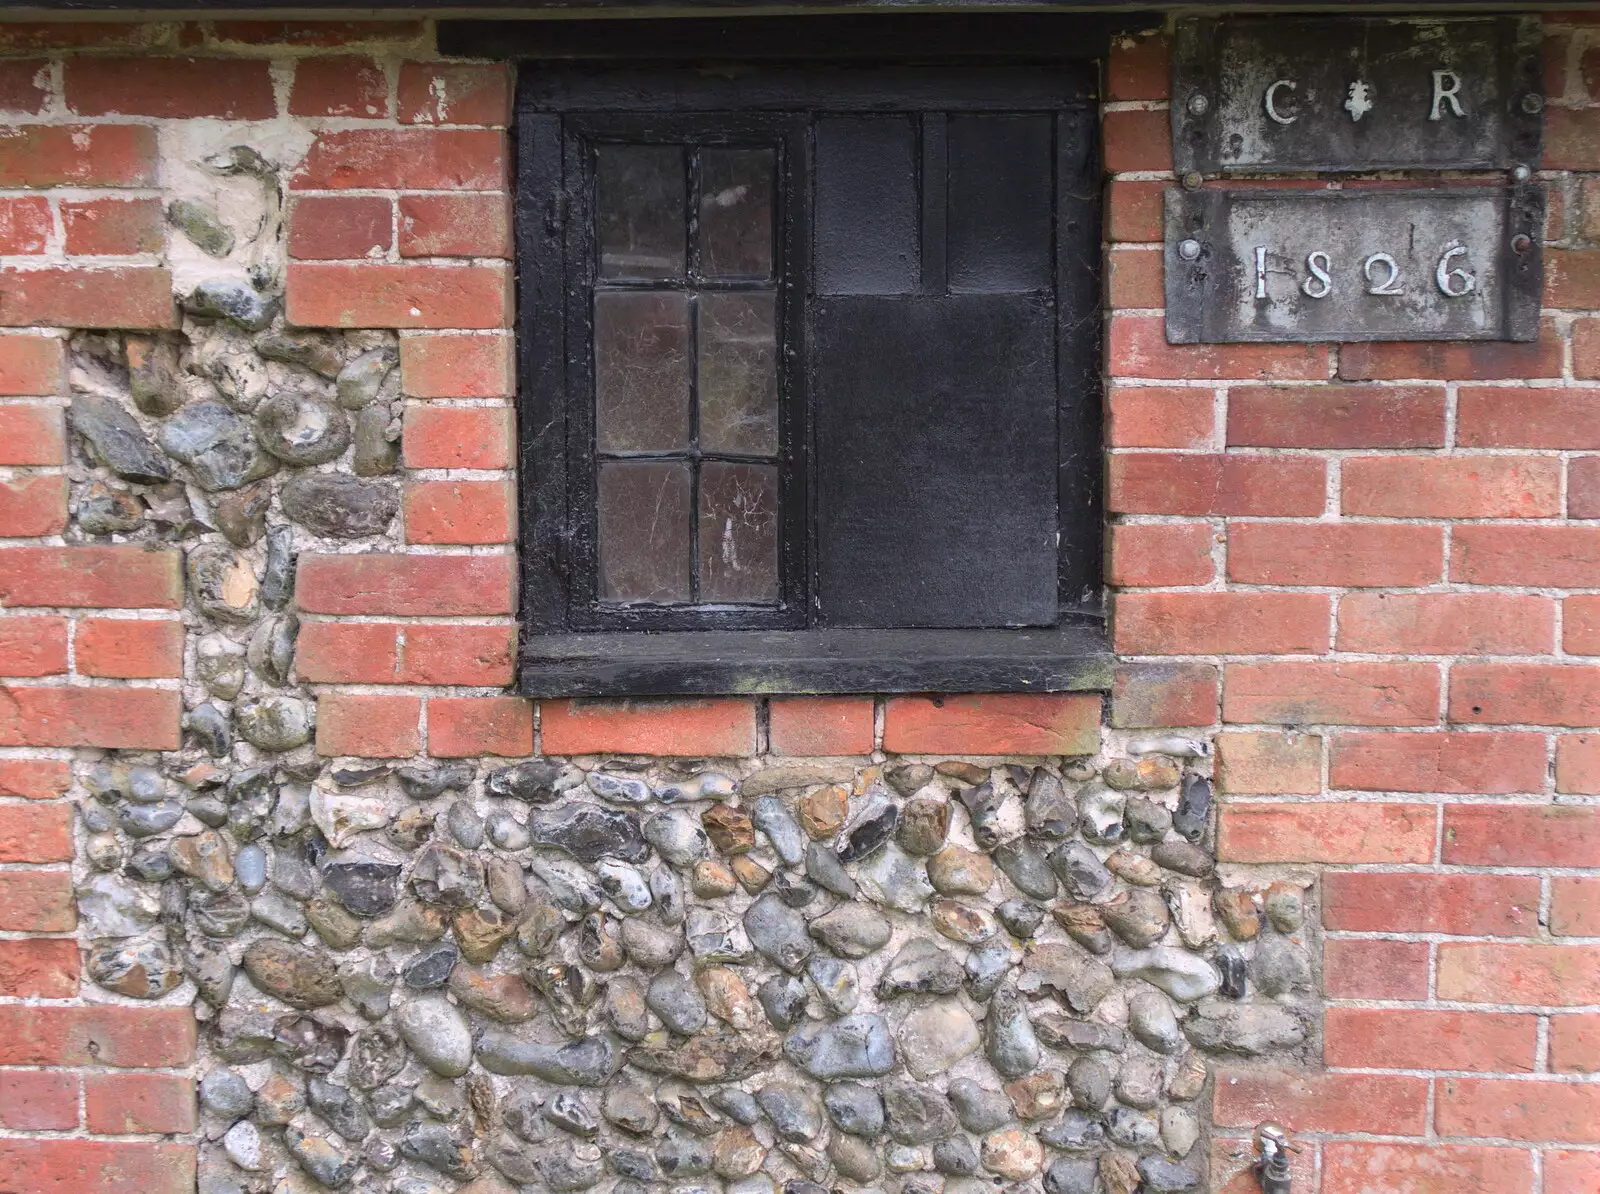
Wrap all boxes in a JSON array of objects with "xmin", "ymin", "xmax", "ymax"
[
  {"xmin": 530, "ymin": 804, "xmax": 648, "ymax": 863},
  {"xmin": 784, "ymin": 1014, "xmax": 895, "ymax": 1079},
  {"xmin": 476, "ymin": 1028, "xmax": 619, "ymax": 1085},
  {"xmin": 255, "ymin": 391, "xmax": 351, "ymax": 465},
  {"xmin": 743, "ymin": 891, "xmax": 813, "ymax": 973},
  {"xmin": 825, "ymin": 1083, "xmax": 884, "ymax": 1139},
  {"xmin": 323, "ymin": 861, "xmax": 402, "ymax": 918},
  {"xmin": 983, "ymin": 985, "xmax": 1039, "ymax": 1079},
  {"xmin": 403, "ymin": 943, "xmax": 459, "ymax": 990}
]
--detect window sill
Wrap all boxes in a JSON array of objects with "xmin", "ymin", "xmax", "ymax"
[{"xmin": 517, "ymin": 620, "xmax": 1111, "ymax": 697}]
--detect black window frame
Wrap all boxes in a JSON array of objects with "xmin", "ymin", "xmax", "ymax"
[{"xmin": 513, "ymin": 30, "xmax": 1111, "ymax": 697}]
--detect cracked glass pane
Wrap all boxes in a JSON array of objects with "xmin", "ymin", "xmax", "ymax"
[
  {"xmin": 697, "ymin": 291, "xmax": 778, "ymax": 457},
  {"xmin": 598, "ymin": 460, "xmax": 692, "ymax": 602},
  {"xmin": 594, "ymin": 290, "xmax": 691, "ymax": 453},
  {"xmin": 597, "ymin": 145, "xmax": 685, "ymax": 280},
  {"xmin": 698, "ymin": 461, "xmax": 779, "ymax": 603}
]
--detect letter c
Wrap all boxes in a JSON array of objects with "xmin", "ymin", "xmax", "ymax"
[{"xmin": 1264, "ymin": 79, "xmax": 1299, "ymax": 125}]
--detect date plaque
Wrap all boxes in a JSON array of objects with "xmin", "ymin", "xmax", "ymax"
[
  {"xmin": 1164, "ymin": 186, "xmax": 1544, "ymax": 344},
  {"xmin": 1171, "ymin": 16, "xmax": 1544, "ymax": 176}
]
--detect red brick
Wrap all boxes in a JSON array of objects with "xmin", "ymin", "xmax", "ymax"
[
  {"xmin": 399, "ymin": 623, "xmax": 516, "ymax": 686},
  {"xmin": 1107, "ymin": 33, "xmax": 1170, "ymax": 100},
  {"xmin": 399, "ymin": 333, "xmax": 513, "ymax": 397},
  {"xmin": 84, "ymin": 1073, "xmax": 195, "ymax": 1135},
  {"xmin": 1324, "ymin": 938, "xmax": 1429, "ymax": 1000},
  {"xmin": 1454, "ymin": 525, "xmax": 1600, "ymax": 586},
  {"xmin": 1546, "ymin": 1151, "xmax": 1600, "ymax": 1191},
  {"xmin": 1339, "ymin": 322, "xmax": 1564, "ymax": 381},
  {"xmin": 1450, "ymin": 663, "xmax": 1600, "ymax": 727},
  {"xmin": 286, "ymin": 263, "xmax": 511, "ymax": 329},
  {"xmin": 768, "ymin": 697, "xmax": 876, "ymax": 756},
  {"xmin": 211, "ymin": 20, "xmax": 424, "ymax": 47},
  {"xmin": 1214, "ymin": 1071, "xmax": 1427, "ymax": 1136},
  {"xmin": 1108, "ymin": 453, "xmax": 1324, "ymax": 516},
  {"xmin": 1227, "ymin": 384, "xmax": 1447, "ymax": 448},
  {"xmin": 289, "ymin": 55, "xmax": 388, "ymax": 118},
  {"xmin": 0, "ymin": 1004, "xmax": 194, "ymax": 1067},
  {"xmin": 0, "ymin": 338, "xmax": 64, "ymax": 396},
  {"xmin": 402, "ymin": 404, "xmax": 512, "ymax": 469},
  {"xmin": 403, "ymin": 480, "xmax": 514, "ymax": 544},
  {"xmin": 0, "ymin": 404, "xmax": 63, "ymax": 466},
  {"xmin": 1578, "ymin": 318, "xmax": 1600, "ymax": 379},
  {"xmin": 0, "ymin": 60, "xmax": 49, "ymax": 114},
  {"xmin": 399, "ymin": 193, "xmax": 512, "ymax": 258},
  {"xmin": 1105, "ymin": 385, "xmax": 1213, "ymax": 448},
  {"xmin": 1553, "ymin": 878, "xmax": 1600, "ymax": 939},
  {"xmin": 295, "ymin": 552, "xmax": 514, "ymax": 615},
  {"xmin": 1114, "ymin": 592, "xmax": 1330, "ymax": 655},
  {"xmin": 882, "ymin": 693, "xmax": 1101, "ymax": 756},
  {"xmin": 1322, "ymin": 1144, "xmax": 1533, "ymax": 1194},
  {"xmin": 1107, "ymin": 521, "xmax": 1213, "ymax": 587},
  {"xmin": 61, "ymin": 198, "xmax": 164, "ymax": 256},
  {"xmin": 66, "ymin": 57, "xmax": 275, "ymax": 119},
  {"xmin": 314, "ymin": 692, "xmax": 420, "ymax": 758},
  {"xmin": 1547, "ymin": 107, "xmax": 1600, "ymax": 171},
  {"xmin": 1550, "ymin": 1013, "xmax": 1600, "ymax": 1073},
  {"xmin": 398, "ymin": 62, "xmax": 511, "ymax": 126},
  {"xmin": 0, "ymin": 685, "xmax": 180, "ymax": 750},
  {"xmin": 294, "ymin": 620, "xmax": 398, "ymax": 683},
  {"xmin": 0, "ymin": 1072, "xmax": 78, "ymax": 1131},
  {"xmin": 1573, "ymin": 456, "xmax": 1600, "ymax": 518},
  {"xmin": 1106, "ymin": 245, "xmax": 1163, "ymax": 308},
  {"xmin": 1438, "ymin": 943, "xmax": 1600, "ymax": 1007},
  {"xmin": 0, "ymin": 868, "xmax": 75, "ymax": 931},
  {"xmin": 1343, "ymin": 455, "xmax": 1560, "ymax": 519},
  {"xmin": 0, "ymin": 473, "xmax": 66, "ymax": 535},
  {"xmin": 0, "ymin": 614, "xmax": 67, "ymax": 676},
  {"xmin": 1323, "ymin": 872, "xmax": 1541, "ymax": 937},
  {"xmin": 1110, "ymin": 314, "xmax": 1330, "ymax": 381},
  {"xmin": 1443, "ymin": 804, "xmax": 1600, "ymax": 867},
  {"xmin": 0, "ymin": 194, "xmax": 50, "ymax": 253},
  {"xmin": 1556, "ymin": 733, "xmax": 1600, "ymax": 794},
  {"xmin": 1326, "ymin": 1009, "xmax": 1537, "ymax": 1073},
  {"xmin": 0, "ymin": 124, "xmax": 158, "ymax": 188},
  {"xmin": 428, "ymin": 696, "xmax": 533, "ymax": 758},
  {"xmin": 0, "ymin": 1140, "xmax": 195, "ymax": 1194},
  {"xmin": 0, "ymin": 937, "xmax": 78, "ymax": 998},
  {"xmin": 287, "ymin": 195, "xmax": 392, "ymax": 261},
  {"xmin": 293, "ymin": 128, "xmax": 505, "ymax": 190},
  {"xmin": 0, "ymin": 545, "xmax": 181, "ymax": 608},
  {"xmin": 1224, "ymin": 660, "xmax": 1440, "ymax": 726},
  {"xmin": 1457, "ymin": 386, "xmax": 1600, "ymax": 448},
  {"xmin": 1214, "ymin": 731, "xmax": 1321, "ymax": 795},
  {"xmin": 541, "ymin": 698, "xmax": 758, "ymax": 757},
  {"xmin": 1332, "ymin": 732, "xmax": 1547, "ymax": 794},
  {"xmin": 74, "ymin": 617, "xmax": 183, "ymax": 679},
  {"xmin": 0, "ymin": 757, "xmax": 70, "ymax": 800},
  {"xmin": 1338, "ymin": 593, "xmax": 1555, "ymax": 656},
  {"xmin": 0, "ymin": 266, "xmax": 175, "ymax": 329},
  {"xmin": 1102, "ymin": 109, "xmax": 1172, "ymax": 172},
  {"xmin": 0, "ymin": 23, "xmax": 174, "ymax": 51},
  {"xmin": 1110, "ymin": 662, "xmax": 1218, "ymax": 729},
  {"xmin": 1229, "ymin": 522, "xmax": 1444, "ymax": 587},
  {"xmin": 1105, "ymin": 179, "xmax": 1165, "ymax": 243},
  {"xmin": 1547, "ymin": 247, "xmax": 1600, "ymax": 309},
  {"xmin": 0, "ymin": 802, "xmax": 72, "ymax": 862},
  {"xmin": 1437, "ymin": 1078, "xmax": 1600, "ymax": 1143},
  {"xmin": 1219, "ymin": 802, "xmax": 1434, "ymax": 864}
]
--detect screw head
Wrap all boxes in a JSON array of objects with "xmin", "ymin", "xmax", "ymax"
[
  {"xmin": 1511, "ymin": 233, "xmax": 1533, "ymax": 254},
  {"xmin": 1181, "ymin": 171, "xmax": 1205, "ymax": 191},
  {"xmin": 1521, "ymin": 92, "xmax": 1545, "ymax": 114},
  {"xmin": 1512, "ymin": 164, "xmax": 1532, "ymax": 182},
  {"xmin": 1177, "ymin": 238, "xmax": 1203, "ymax": 261},
  {"xmin": 1187, "ymin": 93, "xmax": 1210, "ymax": 116}
]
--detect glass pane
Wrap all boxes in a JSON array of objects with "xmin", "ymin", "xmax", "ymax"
[
  {"xmin": 599, "ymin": 461, "xmax": 692, "ymax": 603},
  {"xmin": 698, "ymin": 292, "xmax": 779, "ymax": 457},
  {"xmin": 698, "ymin": 462, "xmax": 779, "ymax": 603},
  {"xmin": 594, "ymin": 290, "xmax": 691, "ymax": 453},
  {"xmin": 597, "ymin": 146, "xmax": 685, "ymax": 280},
  {"xmin": 699, "ymin": 149, "xmax": 775, "ymax": 280}
]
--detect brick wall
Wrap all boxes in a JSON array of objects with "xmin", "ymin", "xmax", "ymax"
[
  {"xmin": 0, "ymin": 10, "xmax": 1593, "ymax": 1194},
  {"xmin": 1105, "ymin": 16, "xmax": 1600, "ymax": 1193}
]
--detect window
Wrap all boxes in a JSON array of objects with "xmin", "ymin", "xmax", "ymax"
[{"xmin": 514, "ymin": 39, "xmax": 1106, "ymax": 695}]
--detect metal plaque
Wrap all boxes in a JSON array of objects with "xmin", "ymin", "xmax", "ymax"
[
  {"xmin": 1165, "ymin": 186, "xmax": 1543, "ymax": 344},
  {"xmin": 1172, "ymin": 16, "xmax": 1544, "ymax": 175}
]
